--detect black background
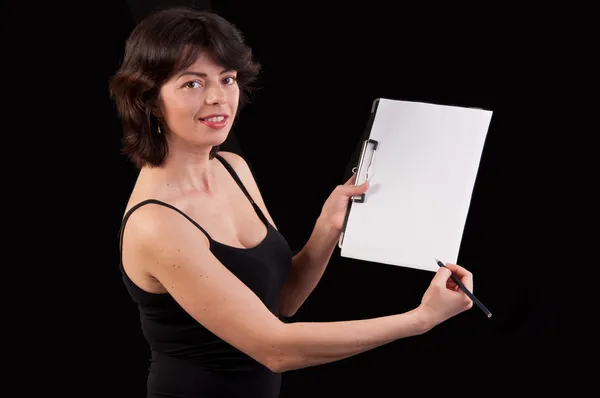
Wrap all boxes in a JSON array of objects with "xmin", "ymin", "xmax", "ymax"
[{"xmin": 69, "ymin": 0, "xmax": 576, "ymax": 395}]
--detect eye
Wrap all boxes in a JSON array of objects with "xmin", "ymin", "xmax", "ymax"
[
  {"xmin": 183, "ymin": 81, "xmax": 202, "ymax": 89},
  {"xmin": 222, "ymin": 76, "xmax": 237, "ymax": 85}
]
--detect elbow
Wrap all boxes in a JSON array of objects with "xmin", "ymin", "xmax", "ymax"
[
  {"xmin": 279, "ymin": 307, "xmax": 297, "ymax": 319},
  {"xmin": 278, "ymin": 283, "xmax": 303, "ymax": 319},
  {"xmin": 265, "ymin": 350, "xmax": 297, "ymax": 373},
  {"xmin": 265, "ymin": 354, "xmax": 287, "ymax": 373},
  {"xmin": 260, "ymin": 324, "xmax": 295, "ymax": 373},
  {"xmin": 278, "ymin": 300, "xmax": 299, "ymax": 318}
]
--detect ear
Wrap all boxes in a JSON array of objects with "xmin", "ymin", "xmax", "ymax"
[
  {"xmin": 151, "ymin": 104, "xmax": 163, "ymax": 118},
  {"xmin": 151, "ymin": 95, "xmax": 164, "ymax": 118}
]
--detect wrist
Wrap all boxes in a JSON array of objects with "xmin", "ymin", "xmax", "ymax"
[
  {"xmin": 316, "ymin": 213, "xmax": 340, "ymax": 236},
  {"xmin": 414, "ymin": 305, "xmax": 438, "ymax": 334}
]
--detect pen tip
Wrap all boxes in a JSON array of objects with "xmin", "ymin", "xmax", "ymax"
[{"xmin": 434, "ymin": 258, "xmax": 440, "ymax": 263}]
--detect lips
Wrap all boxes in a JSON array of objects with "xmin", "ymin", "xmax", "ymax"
[
  {"xmin": 200, "ymin": 115, "xmax": 227, "ymax": 122},
  {"xmin": 199, "ymin": 114, "xmax": 229, "ymax": 129},
  {"xmin": 199, "ymin": 113, "xmax": 229, "ymax": 121}
]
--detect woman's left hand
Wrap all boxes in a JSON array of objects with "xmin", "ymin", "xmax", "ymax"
[{"xmin": 319, "ymin": 173, "xmax": 370, "ymax": 232}]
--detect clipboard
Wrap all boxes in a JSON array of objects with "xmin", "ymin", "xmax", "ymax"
[{"xmin": 338, "ymin": 97, "xmax": 493, "ymax": 272}]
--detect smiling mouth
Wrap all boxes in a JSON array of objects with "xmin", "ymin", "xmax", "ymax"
[
  {"xmin": 199, "ymin": 115, "xmax": 229, "ymax": 129},
  {"xmin": 200, "ymin": 115, "xmax": 227, "ymax": 122}
]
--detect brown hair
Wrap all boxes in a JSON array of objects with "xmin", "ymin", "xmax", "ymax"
[{"xmin": 109, "ymin": 7, "xmax": 261, "ymax": 168}]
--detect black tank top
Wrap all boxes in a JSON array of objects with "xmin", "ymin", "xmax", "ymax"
[{"xmin": 118, "ymin": 154, "xmax": 293, "ymax": 398}]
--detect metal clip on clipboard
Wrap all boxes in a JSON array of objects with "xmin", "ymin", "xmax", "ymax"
[
  {"xmin": 339, "ymin": 138, "xmax": 379, "ymax": 249},
  {"xmin": 351, "ymin": 138, "xmax": 378, "ymax": 202}
]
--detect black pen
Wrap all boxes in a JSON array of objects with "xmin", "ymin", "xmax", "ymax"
[{"xmin": 435, "ymin": 258, "xmax": 492, "ymax": 318}]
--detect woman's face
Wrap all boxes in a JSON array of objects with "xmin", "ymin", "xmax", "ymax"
[{"xmin": 156, "ymin": 52, "xmax": 240, "ymax": 150}]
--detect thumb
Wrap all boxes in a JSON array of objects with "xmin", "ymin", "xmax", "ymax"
[
  {"xmin": 431, "ymin": 266, "xmax": 452, "ymax": 287},
  {"xmin": 343, "ymin": 173, "xmax": 357, "ymax": 186},
  {"xmin": 342, "ymin": 179, "xmax": 369, "ymax": 196},
  {"xmin": 343, "ymin": 171, "xmax": 370, "ymax": 186}
]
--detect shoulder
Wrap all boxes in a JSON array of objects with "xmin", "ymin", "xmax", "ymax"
[
  {"xmin": 216, "ymin": 151, "xmax": 257, "ymax": 183},
  {"xmin": 122, "ymin": 200, "xmax": 210, "ymax": 260},
  {"xmin": 217, "ymin": 151, "xmax": 252, "ymax": 172},
  {"xmin": 123, "ymin": 200, "xmax": 180, "ymax": 235}
]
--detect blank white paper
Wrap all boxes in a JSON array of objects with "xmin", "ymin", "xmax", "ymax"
[{"xmin": 340, "ymin": 98, "xmax": 493, "ymax": 272}]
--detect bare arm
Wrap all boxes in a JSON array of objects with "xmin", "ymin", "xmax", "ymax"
[
  {"xmin": 269, "ymin": 309, "xmax": 428, "ymax": 372},
  {"xmin": 125, "ymin": 203, "xmax": 433, "ymax": 373},
  {"xmin": 278, "ymin": 215, "xmax": 338, "ymax": 317}
]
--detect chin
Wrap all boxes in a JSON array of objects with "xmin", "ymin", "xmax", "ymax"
[{"xmin": 203, "ymin": 130, "xmax": 230, "ymax": 148}]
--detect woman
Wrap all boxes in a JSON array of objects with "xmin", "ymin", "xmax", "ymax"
[{"xmin": 110, "ymin": 7, "xmax": 474, "ymax": 398}]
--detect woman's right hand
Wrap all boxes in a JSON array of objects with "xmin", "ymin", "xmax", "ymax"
[{"xmin": 418, "ymin": 263, "xmax": 474, "ymax": 329}]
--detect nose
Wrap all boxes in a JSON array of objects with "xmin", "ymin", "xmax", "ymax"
[{"xmin": 204, "ymin": 83, "xmax": 227, "ymax": 105}]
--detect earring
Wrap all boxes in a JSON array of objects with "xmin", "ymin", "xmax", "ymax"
[{"xmin": 157, "ymin": 124, "xmax": 162, "ymax": 134}]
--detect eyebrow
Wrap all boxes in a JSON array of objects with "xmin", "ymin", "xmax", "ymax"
[{"xmin": 178, "ymin": 69, "xmax": 235, "ymax": 79}]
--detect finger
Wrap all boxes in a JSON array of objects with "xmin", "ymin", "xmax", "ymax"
[
  {"xmin": 340, "ymin": 179, "xmax": 369, "ymax": 196},
  {"xmin": 343, "ymin": 173, "xmax": 357, "ymax": 186},
  {"xmin": 444, "ymin": 263, "xmax": 473, "ymax": 292},
  {"xmin": 461, "ymin": 270, "xmax": 473, "ymax": 292},
  {"xmin": 445, "ymin": 282, "xmax": 459, "ymax": 292},
  {"xmin": 343, "ymin": 172, "xmax": 369, "ymax": 188},
  {"xmin": 446, "ymin": 280, "xmax": 458, "ymax": 290},
  {"xmin": 431, "ymin": 266, "xmax": 452, "ymax": 287}
]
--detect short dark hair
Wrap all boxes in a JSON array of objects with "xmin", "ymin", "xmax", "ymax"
[{"xmin": 109, "ymin": 7, "xmax": 261, "ymax": 168}]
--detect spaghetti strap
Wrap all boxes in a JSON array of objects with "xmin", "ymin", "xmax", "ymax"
[
  {"xmin": 119, "ymin": 199, "xmax": 214, "ymax": 262},
  {"xmin": 214, "ymin": 153, "xmax": 269, "ymax": 225}
]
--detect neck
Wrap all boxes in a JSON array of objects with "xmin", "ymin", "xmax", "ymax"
[{"xmin": 148, "ymin": 146, "xmax": 218, "ymax": 197}]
